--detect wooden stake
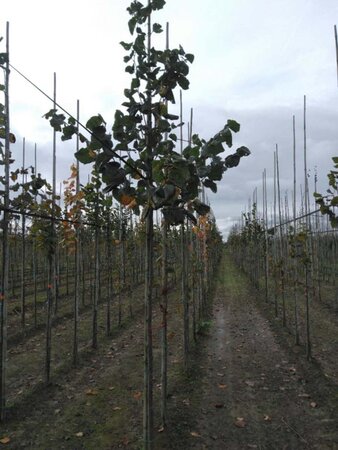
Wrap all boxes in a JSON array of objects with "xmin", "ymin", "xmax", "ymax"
[
  {"xmin": 334, "ymin": 25, "xmax": 338, "ymax": 87},
  {"xmin": 0, "ymin": 20, "xmax": 10, "ymax": 422},
  {"xmin": 292, "ymin": 115, "xmax": 300, "ymax": 345},
  {"xmin": 21, "ymin": 137, "xmax": 26, "ymax": 328}
]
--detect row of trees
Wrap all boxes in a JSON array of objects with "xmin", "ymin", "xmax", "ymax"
[
  {"xmin": 1, "ymin": 1, "xmax": 250, "ymax": 448},
  {"xmin": 228, "ymin": 202, "xmax": 337, "ymax": 362}
]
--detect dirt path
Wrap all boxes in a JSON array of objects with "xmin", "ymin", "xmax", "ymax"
[{"xmin": 161, "ymin": 254, "xmax": 338, "ymax": 449}]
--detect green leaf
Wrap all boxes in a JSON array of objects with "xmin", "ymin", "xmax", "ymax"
[
  {"xmin": 183, "ymin": 145, "xmax": 200, "ymax": 159},
  {"xmin": 225, "ymin": 154, "xmax": 240, "ymax": 168},
  {"xmin": 50, "ymin": 113, "xmax": 66, "ymax": 131},
  {"xmin": 220, "ymin": 128, "xmax": 232, "ymax": 147},
  {"xmin": 0, "ymin": 52, "xmax": 8, "ymax": 65},
  {"xmin": 128, "ymin": 17, "xmax": 137, "ymax": 34},
  {"xmin": 126, "ymin": 64, "xmax": 135, "ymax": 74},
  {"xmin": 331, "ymin": 196, "xmax": 338, "ymax": 206},
  {"xmin": 75, "ymin": 147, "xmax": 96, "ymax": 164},
  {"xmin": 236, "ymin": 146, "xmax": 250, "ymax": 157},
  {"xmin": 192, "ymin": 199, "xmax": 210, "ymax": 215},
  {"xmin": 152, "ymin": 0, "xmax": 166, "ymax": 10},
  {"xmin": 208, "ymin": 162, "xmax": 224, "ymax": 181},
  {"xmin": 131, "ymin": 78, "xmax": 140, "ymax": 89},
  {"xmin": 86, "ymin": 115, "xmax": 105, "ymax": 131},
  {"xmin": 330, "ymin": 216, "xmax": 338, "ymax": 228},
  {"xmin": 120, "ymin": 41, "xmax": 133, "ymax": 50},
  {"xmin": 185, "ymin": 53, "xmax": 194, "ymax": 63},
  {"xmin": 177, "ymin": 75, "xmax": 189, "ymax": 90},
  {"xmin": 162, "ymin": 206, "xmax": 197, "ymax": 225},
  {"xmin": 61, "ymin": 124, "xmax": 77, "ymax": 141},
  {"xmin": 163, "ymin": 113, "xmax": 179, "ymax": 120},
  {"xmin": 153, "ymin": 23, "xmax": 163, "ymax": 33},
  {"xmin": 227, "ymin": 119, "xmax": 240, "ymax": 133},
  {"xmin": 203, "ymin": 178, "xmax": 217, "ymax": 193}
]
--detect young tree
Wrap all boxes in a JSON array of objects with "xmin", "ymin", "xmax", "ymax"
[{"xmin": 44, "ymin": 1, "xmax": 250, "ymax": 446}]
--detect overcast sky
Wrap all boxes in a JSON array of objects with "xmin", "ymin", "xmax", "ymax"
[{"xmin": 2, "ymin": 0, "xmax": 338, "ymax": 238}]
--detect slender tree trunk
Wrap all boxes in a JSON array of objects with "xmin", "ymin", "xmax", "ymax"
[
  {"xmin": 144, "ymin": 207, "xmax": 154, "ymax": 449},
  {"xmin": 33, "ymin": 144, "xmax": 38, "ymax": 328},
  {"xmin": 276, "ymin": 145, "xmax": 286, "ymax": 327},
  {"xmin": 160, "ymin": 218, "xmax": 168, "ymax": 427},
  {"xmin": 143, "ymin": 3, "xmax": 154, "ymax": 447},
  {"xmin": 73, "ymin": 100, "xmax": 80, "ymax": 365},
  {"xmin": 45, "ymin": 254, "xmax": 53, "ymax": 384},
  {"xmin": 93, "ymin": 206, "xmax": 99, "ymax": 349},
  {"xmin": 106, "ymin": 212, "xmax": 112, "ymax": 336}
]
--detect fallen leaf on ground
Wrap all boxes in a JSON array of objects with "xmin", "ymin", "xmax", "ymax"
[
  {"xmin": 182, "ymin": 399, "xmax": 190, "ymax": 406},
  {"xmin": 234, "ymin": 417, "xmax": 246, "ymax": 428},
  {"xmin": 158, "ymin": 426, "xmax": 165, "ymax": 433},
  {"xmin": 310, "ymin": 402, "xmax": 317, "ymax": 408},
  {"xmin": 85, "ymin": 388, "xmax": 98, "ymax": 396},
  {"xmin": 0, "ymin": 437, "xmax": 10, "ymax": 444},
  {"xmin": 214, "ymin": 403, "xmax": 224, "ymax": 408},
  {"xmin": 122, "ymin": 436, "xmax": 129, "ymax": 446},
  {"xmin": 133, "ymin": 391, "xmax": 142, "ymax": 400},
  {"xmin": 190, "ymin": 431, "xmax": 201, "ymax": 437},
  {"xmin": 218, "ymin": 384, "xmax": 227, "ymax": 389},
  {"xmin": 75, "ymin": 432, "xmax": 84, "ymax": 437},
  {"xmin": 298, "ymin": 393, "xmax": 310, "ymax": 398},
  {"xmin": 263, "ymin": 415, "xmax": 272, "ymax": 422},
  {"xmin": 113, "ymin": 406, "xmax": 122, "ymax": 411},
  {"xmin": 217, "ymin": 373, "xmax": 224, "ymax": 377},
  {"xmin": 245, "ymin": 380, "xmax": 255, "ymax": 387}
]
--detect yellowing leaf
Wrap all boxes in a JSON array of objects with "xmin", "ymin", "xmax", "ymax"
[
  {"xmin": 126, "ymin": 198, "xmax": 138, "ymax": 209},
  {"xmin": 120, "ymin": 194, "xmax": 135, "ymax": 206},
  {"xmin": 75, "ymin": 432, "xmax": 84, "ymax": 437},
  {"xmin": 218, "ymin": 384, "xmax": 227, "ymax": 389},
  {"xmin": 0, "ymin": 437, "xmax": 10, "ymax": 444}
]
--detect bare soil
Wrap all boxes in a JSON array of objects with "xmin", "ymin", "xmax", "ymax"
[{"xmin": 1, "ymin": 253, "xmax": 338, "ymax": 449}]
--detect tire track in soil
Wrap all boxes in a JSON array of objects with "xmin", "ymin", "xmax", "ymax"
[{"xmin": 186, "ymin": 254, "xmax": 338, "ymax": 450}]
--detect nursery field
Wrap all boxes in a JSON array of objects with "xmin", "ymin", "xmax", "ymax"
[
  {"xmin": 1, "ymin": 1, "xmax": 338, "ymax": 449},
  {"xmin": 0, "ymin": 252, "xmax": 338, "ymax": 449}
]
